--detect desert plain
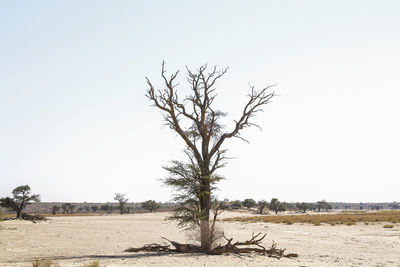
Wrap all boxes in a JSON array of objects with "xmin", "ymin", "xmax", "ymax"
[{"xmin": 1, "ymin": 212, "xmax": 399, "ymax": 267}]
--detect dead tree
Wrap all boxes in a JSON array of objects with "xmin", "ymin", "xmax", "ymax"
[{"xmin": 146, "ymin": 62, "xmax": 275, "ymax": 250}]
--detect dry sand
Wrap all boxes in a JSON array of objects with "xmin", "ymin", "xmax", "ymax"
[{"xmin": 1, "ymin": 212, "xmax": 399, "ymax": 267}]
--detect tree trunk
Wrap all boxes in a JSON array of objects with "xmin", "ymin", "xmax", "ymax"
[
  {"xmin": 199, "ymin": 166, "xmax": 212, "ymax": 250},
  {"xmin": 16, "ymin": 200, "xmax": 24, "ymax": 219}
]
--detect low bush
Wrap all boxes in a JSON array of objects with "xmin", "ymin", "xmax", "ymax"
[
  {"xmin": 383, "ymin": 224, "xmax": 394, "ymax": 228},
  {"xmin": 32, "ymin": 260, "xmax": 100, "ymax": 267},
  {"xmin": 32, "ymin": 259, "xmax": 56, "ymax": 267},
  {"xmin": 82, "ymin": 261, "xmax": 100, "ymax": 267}
]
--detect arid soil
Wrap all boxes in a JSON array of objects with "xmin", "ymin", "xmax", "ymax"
[{"xmin": 1, "ymin": 212, "xmax": 399, "ymax": 266}]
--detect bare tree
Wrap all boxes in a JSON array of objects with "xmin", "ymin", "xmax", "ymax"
[
  {"xmin": 114, "ymin": 193, "xmax": 128, "ymax": 214},
  {"xmin": 146, "ymin": 62, "xmax": 274, "ymax": 250}
]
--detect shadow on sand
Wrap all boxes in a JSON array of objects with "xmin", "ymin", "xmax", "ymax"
[{"xmin": 9, "ymin": 251, "xmax": 253, "ymax": 265}]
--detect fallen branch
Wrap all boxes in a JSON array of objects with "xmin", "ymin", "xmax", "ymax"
[
  {"xmin": 124, "ymin": 243, "xmax": 171, "ymax": 253},
  {"xmin": 21, "ymin": 213, "xmax": 47, "ymax": 223},
  {"xmin": 209, "ymin": 232, "xmax": 297, "ymax": 258},
  {"xmin": 125, "ymin": 232, "xmax": 298, "ymax": 258},
  {"xmin": 3, "ymin": 213, "xmax": 48, "ymax": 223}
]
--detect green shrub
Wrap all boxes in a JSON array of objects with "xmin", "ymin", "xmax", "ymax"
[
  {"xmin": 82, "ymin": 261, "xmax": 100, "ymax": 267},
  {"xmin": 230, "ymin": 200, "xmax": 243, "ymax": 210},
  {"xmin": 383, "ymin": 224, "xmax": 394, "ymax": 228},
  {"xmin": 32, "ymin": 259, "xmax": 55, "ymax": 267}
]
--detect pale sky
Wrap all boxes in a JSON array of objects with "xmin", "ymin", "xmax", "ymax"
[{"xmin": 1, "ymin": 1, "xmax": 399, "ymax": 203}]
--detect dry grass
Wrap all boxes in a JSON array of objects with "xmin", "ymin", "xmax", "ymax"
[
  {"xmin": 32, "ymin": 259, "xmax": 57, "ymax": 267},
  {"xmin": 3, "ymin": 213, "xmax": 99, "ymax": 218},
  {"xmin": 383, "ymin": 224, "xmax": 395, "ymax": 228},
  {"xmin": 223, "ymin": 210, "xmax": 400, "ymax": 226},
  {"xmin": 32, "ymin": 259, "xmax": 100, "ymax": 267},
  {"xmin": 82, "ymin": 261, "xmax": 100, "ymax": 267}
]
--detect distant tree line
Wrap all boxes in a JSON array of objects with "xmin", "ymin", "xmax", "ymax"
[{"xmin": 215, "ymin": 198, "xmax": 336, "ymax": 214}]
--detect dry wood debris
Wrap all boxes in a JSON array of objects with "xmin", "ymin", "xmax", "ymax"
[{"xmin": 125, "ymin": 232, "xmax": 298, "ymax": 259}]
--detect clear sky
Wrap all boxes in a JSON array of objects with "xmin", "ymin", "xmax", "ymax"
[{"xmin": 1, "ymin": 1, "xmax": 399, "ymax": 203}]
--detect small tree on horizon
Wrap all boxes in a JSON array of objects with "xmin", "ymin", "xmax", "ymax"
[
  {"xmin": 0, "ymin": 185, "xmax": 41, "ymax": 218},
  {"xmin": 100, "ymin": 204, "xmax": 114, "ymax": 213},
  {"xmin": 316, "ymin": 200, "xmax": 332, "ymax": 212},
  {"xmin": 60, "ymin": 203, "xmax": 75, "ymax": 214},
  {"xmin": 242, "ymin": 199, "xmax": 256, "ymax": 209},
  {"xmin": 269, "ymin": 198, "xmax": 286, "ymax": 215},
  {"xmin": 114, "ymin": 193, "xmax": 129, "ymax": 215},
  {"xmin": 257, "ymin": 200, "xmax": 268, "ymax": 214},
  {"xmin": 91, "ymin": 206, "xmax": 99, "ymax": 212},
  {"xmin": 52, "ymin": 205, "xmax": 60, "ymax": 215},
  {"xmin": 142, "ymin": 200, "xmax": 161, "ymax": 213},
  {"xmin": 296, "ymin": 202, "xmax": 308, "ymax": 213}
]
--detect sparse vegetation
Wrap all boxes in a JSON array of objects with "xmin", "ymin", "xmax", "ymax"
[
  {"xmin": 242, "ymin": 198, "xmax": 256, "ymax": 209},
  {"xmin": 383, "ymin": 224, "xmax": 394, "ymax": 228},
  {"xmin": 61, "ymin": 203, "xmax": 75, "ymax": 214},
  {"xmin": 82, "ymin": 261, "xmax": 100, "ymax": 267},
  {"xmin": 100, "ymin": 204, "xmax": 111, "ymax": 213},
  {"xmin": 257, "ymin": 200, "xmax": 268, "ymax": 214},
  {"xmin": 142, "ymin": 200, "xmax": 160, "ymax": 213},
  {"xmin": 91, "ymin": 206, "xmax": 99, "ymax": 212},
  {"xmin": 269, "ymin": 198, "xmax": 286, "ymax": 215},
  {"xmin": 223, "ymin": 210, "xmax": 400, "ymax": 225},
  {"xmin": 230, "ymin": 200, "xmax": 243, "ymax": 210},
  {"xmin": 32, "ymin": 259, "xmax": 100, "ymax": 267},
  {"xmin": 317, "ymin": 200, "xmax": 332, "ymax": 212},
  {"xmin": 51, "ymin": 205, "xmax": 59, "ymax": 215},
  {"xmin": 296, "ymin": 202, "xmax": 308, "ymax": 213},
  {"xmin": 32, "ymin": 259, "xmax": 56, "ymax": 267}
]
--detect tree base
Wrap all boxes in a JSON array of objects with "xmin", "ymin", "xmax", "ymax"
[{"xmin": 125, "ymin": 232, "xmax": 298, "ymax": 259}]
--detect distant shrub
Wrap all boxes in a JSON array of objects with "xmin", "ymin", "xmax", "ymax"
[
  {"xmin": 0, "ymin": 209, "xmax": 3, "ymax": 221},
  {"xmin": 142, "ymin": 200, "xmax": 161, "ymax": 213},
  {"xmin": 257, "ymin": 200, "xmax": 268, "ymax": 214},
  {"xmin": 242, "ymin": 199, "xmax": 256, "ymax": 208},
  {"xmin": 383, "ymin": 224, "xmax": 394, "ymax": 228},
  {"xmin": 269, "ymin": 198, "xmax": 286, "ymax": 215},
  {"xmin": 230, "ymin": 200, "xmax": 243, "ymax": 210},
  {"xmin": 82, "ymin": 261, "xmax": 100, "ymax": 267},
  {"xmin": 32, "ymin": 259, "xmax": 57, "ymax": 267},
  {"xmin": 296, "ymin": 202, "xmax": 309, "ymax": 213}
]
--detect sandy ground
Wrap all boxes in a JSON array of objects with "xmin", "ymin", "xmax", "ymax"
[{"xmin": 1, "ymin": 212, "xmax": 399, "ymax": 267}]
